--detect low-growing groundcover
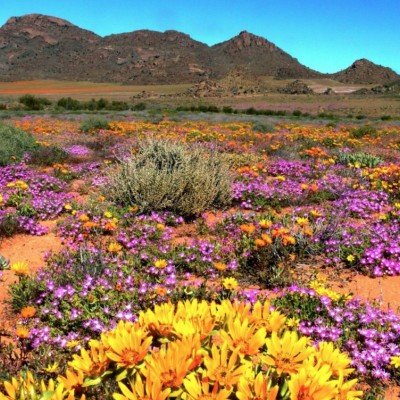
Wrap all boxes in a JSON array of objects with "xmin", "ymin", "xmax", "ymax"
[
  {"xmin": 1, "ymin": 117, "xmax": 400, "ymax": 399},
  {"xmin": 0, "ymin": 163, "xmax": 70, "ymax": 237}
]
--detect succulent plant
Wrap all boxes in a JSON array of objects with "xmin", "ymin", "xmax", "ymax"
[{"xmin": 0, "ymin": 254, "xmax": 9, "ymax": 270}]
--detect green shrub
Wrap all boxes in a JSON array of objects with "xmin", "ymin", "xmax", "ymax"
[
  {"xmin": 0, "ymin": 124, "xmax": 39, "ymax": 166},
  {"xmin": 57, "ymin": 97, "xmax": 130, "ymax": 111},
  {"xmin": 82, "ymin": 99, "xmax": 98, "ymax": 111},
  {"xmin": 57, "ymin": 97, "xmax": 81, "ymax": 110},
  {"xmin": 322, "ymin": 137, "xmax": 337, "ymax": 147},
  {"xmin": 109, "ymin": 100, "xmax": 130, "ymax": 111},
  {"xmin": 318, "ymin": 112, "xmax": 335, "ymax": 119},
  {"xmin": 132, "ymin": 102, "xmax": 146, "ymax": 111},
  {"xmin": 272, "ymin": 291, "xmax": 329, "ymax": 321},
  {"xmin": 105, "ymin": 140, "xmax": 232, "ymax": 217},
  {"xmin": 222, "ymin": 106, "xmax": 233, "ymax": 114},
  {"xmin": 381, "ymin": 115, "xmax": 392, "ymax": 121},
  {"xmin": 207, "ymin": 105, "xmax": 220, "ymax": 113},
  {"xmin": 243, "ymin": 246, "xmax": 293, "ymax": 287},
  {"xmin": 0, "ymin": 214, "xmax": 20, "ymax": 237},
  {"xmin": 252, "ymin": 122, "xmax": 275, "ymax": 133},
  {"xmin": 19, "ymin": 94, "xmax": 51, "ymax": 110},
  {"xmin": 292, "ymin": 110, "xmax": 302, "ymax": 117},
  {"xmin": 351, "ymin": 125, "xmax": 377, "ymax": 138},
  {"xmin": 261, "ymin": 109, "xmax": 274, "ymax": 116},
  {"xmin": 245, "ymin": 107, "xmax": 257, "ymax": 115},
  {"xmin": 80, "ymin": 118, "xmax": 110, "ymax": 133},
  {"xmin": 9, "ymin": 276, "xmax": 46, "ymax": 312},
  {"xmin": 28, "ymin": 145, "xmax": 69, "ymax": 166},
  {"xmin": 96, "ymin": 98, "xmax": 108, "ymax": 110},
  {"xmin": 337, "ymin": 151, "xmax": 382, "ymax": 168},
  {"xmin": 176, "ymin": 105, "xmax": 220, "ymax": 113}
]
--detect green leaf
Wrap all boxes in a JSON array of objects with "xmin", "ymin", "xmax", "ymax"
[{"xmin": 82, "ymin": 377, "xmax": 102, "ymax": 387}]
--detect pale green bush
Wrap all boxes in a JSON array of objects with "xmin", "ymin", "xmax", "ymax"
[
  {"xmin": 105, "ymin": 140, "xmax": 232, "ymax": 217},
  {"xmin": 337, "ymin": 151, "xmax": 382, "ymax": 168}
]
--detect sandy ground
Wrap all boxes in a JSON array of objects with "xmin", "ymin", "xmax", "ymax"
[{"xmin": 0, "ymin": 220, "xmax": 62, "ymax": 331}]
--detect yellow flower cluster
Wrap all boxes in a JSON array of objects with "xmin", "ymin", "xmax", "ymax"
[
  {"xmin": 0, "ymin": 300, "xmax": 362, "ymax": 400},
  {"xmin": 363, "ymin": 164, "xmax": 400, "ymax": 195},
  {"xmin": 0, "ymin": 371, "xmax": 79, "ymax": 400},
  {"xmin": 6, "ymin": 180, "xmax": 29, "ymax": 190},
  {"xmin": 390, "ymin": 355, "xmax": 400, "ymax": 369},
  {"xmin": 309, "ymin": 280, "xmax": 352, "ymax": 302},
  {"xmin": 286, "ymin": 124, "xmax": 400, "ymax": 150}
]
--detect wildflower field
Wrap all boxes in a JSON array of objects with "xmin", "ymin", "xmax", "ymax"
[{"xmin": 0, "ymin": 115, "xmax": 400, "ymax": 399}]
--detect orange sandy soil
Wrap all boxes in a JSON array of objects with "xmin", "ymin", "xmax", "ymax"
[
  {"xmin": 0, "ymin": 221, "xmax": 62, "ymax": 332},
  {"xmin": 385, "ymin": 388, "xmax": 400, "ymax": 399},
  {"xmin": 313, "ymin": 267, "xmax": 400, "ymax": 313},
  {"xmin": 0, "ymin": 80, "xmax": 190, "ymax": 100},
  {"xmin": 346, "ymin": 275, "xmax": 400, "ymax": 313}
]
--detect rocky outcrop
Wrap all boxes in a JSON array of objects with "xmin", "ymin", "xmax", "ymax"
[
  {"xmin": 332, "ymin": 59, "xmax": 399, "ymax": 85},
  {"xmin": 278, "ymin": 80, "xmax": 314, "ymax": 94}
]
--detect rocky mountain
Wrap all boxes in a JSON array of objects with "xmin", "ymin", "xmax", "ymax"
[
  {"xmin": 0, "ymin": 14, "xmax": 101, "ymax": 81},
  {"xmin": 0, "ymin": 14, "xmax": 398, "ymax": 85},
  {"xmin": 209, "ymin": 31, "xmax": 320, "ymax": 79},
  {"xmin": 332, "ymin": 59, "xmax": 399, "ymax": 84},
  {"xmin": 0, "ymin": 14, "xmax": 315, "ymax": 83},
  {"xmin": 97, "ymin": 30, "xmax": 212, "ymax": 84}
]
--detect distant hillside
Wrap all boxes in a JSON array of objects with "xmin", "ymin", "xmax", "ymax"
[
  {"xmin": 0, "ymin": 14, "xmax": 101, "ymax": 81},
  {"xmin": 0, "ymin": 14, "xmax": 398, "ymax": 85},
  {"xmin": 332, "ymin": 59, "xmax": 399, "ymax": 84},
  {"xmin": 209, "ymin": 31, "xmax": 320, "ymax": 79}
]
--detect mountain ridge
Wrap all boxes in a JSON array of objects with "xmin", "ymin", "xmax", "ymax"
[{"xmin": 0, "ymin": 14, "xmax": 398, "ymax": 85}]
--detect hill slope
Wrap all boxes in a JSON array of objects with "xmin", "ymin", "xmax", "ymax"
[
  {"xmin": 0, "ymin": 14, "xmax": 398, "ymax": 85},
  {"xmin": 332, "ymin": 59, "xmax": 399, "ymax": 84},
  {"xmin": 0, "ymin": 14, "xmax": 101, "ymax": 81},
  {"xmin": 209, "ymin": 31, "xmax": 320, "ymax": 79}
]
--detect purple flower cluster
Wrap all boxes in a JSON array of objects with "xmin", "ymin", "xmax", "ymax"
[
  {"xmin": 267, "ymin": 159, "xmax": 314, "ymax": 178},
  {"xmin": 0, "ymin": 163, "xmax": 70, "ymax": 236},
  {"xmin": 334, "ymin": 189, "xmax": 390, "ymax": 219},
  {"xmin": 278, "ymin": 285, "xmax": 400, "ymax": 381},
  {"xmin": 64, "ymin": 145, "xmax": 92, "ymax": 158},
  {"xmin": 361, "ymin": 221, "xmax": 400, "ymax": 276},
  {"xmin": 232, "ymin": 161, "xmax": 352, "ymax": 210},
  {"xmin": 322, "ymin": 219, "xmax": 400, "ymax": 276},
  {"xmin": 232, "ymin": 177, "xmax": 306, "ymax": 209}
]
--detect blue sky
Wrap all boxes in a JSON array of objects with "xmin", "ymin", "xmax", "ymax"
[{"xmin": 1, "ymin": 0, "xmax": 399, "ymax": 73}]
